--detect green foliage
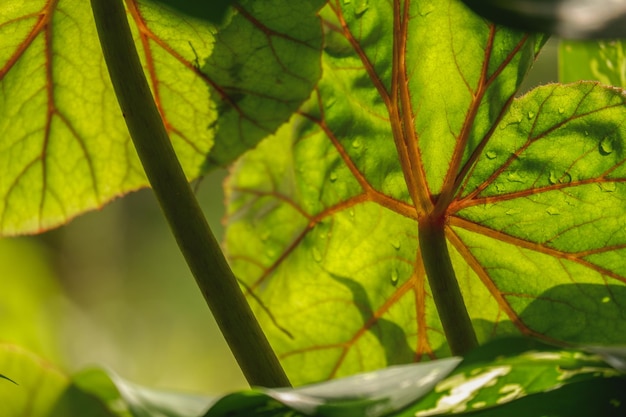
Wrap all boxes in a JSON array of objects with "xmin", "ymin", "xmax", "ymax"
[
  {"xmin": 225, "ymin": 0, "xmax": 626, "ymax": 384},
  {"xmin": 2, "ymin": 0, "xmax": 626, "ymax": 416},
  {"xmin": 0, "ymin": 0, "xmax": 322, "ymax": 235},
  {"xmin": 205, "ymin": 338, "xmax": 626, "ymax": 417},
  {"xmin": 4, "ymin": 340, "xmax": 624, "ymax": 416}
]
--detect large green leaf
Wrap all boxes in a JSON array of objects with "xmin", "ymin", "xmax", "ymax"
[
  {"xmin": 74, "ymin": 368, "xmax": 215, "ymax": 417},
  {"xmin": 0, "ymin": 344, "xmax": 115, "ymax": 417},
  {"xmin": 225, "ymin": 0, "xmax": 626, "ymax": 384},
  {"xmin": 560, "ymin": 40, "xmax": 626, "ymax": 87},
  {"xmin": 204, "ymin": 338, "xmax": 626, "ymax": 416},
  {"xmin": 0, "ymin": 0, "xmax": 322, "ymax": 235}
]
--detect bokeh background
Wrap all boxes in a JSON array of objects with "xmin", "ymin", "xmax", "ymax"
[{"xmin": 0, "ymin": 39, "xmax": 559, "ymax": 395}]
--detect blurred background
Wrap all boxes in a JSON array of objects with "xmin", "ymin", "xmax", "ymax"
[{"xmin": 0, "ymin": 39, "xmax": 559, "ymax": 395}]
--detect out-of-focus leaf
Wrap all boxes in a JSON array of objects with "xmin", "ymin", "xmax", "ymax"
[
  {"xmin": 560, "ymin": 40, "xmax": 626, "ymax": 87},
  {"xmin": 584, "ymin": 345, "xmax": 626, "ymax": 373},
  {"xmin": 74, "ymin": 368, "xmax": 216, "ymax": 417},
  {"xmin": 0, "ymin": 239, "xmax": 64, "ymax": 362},
  {"xmin": 0, "ymin": 0, "xmax": 322, "ymax": 235},
  {"xmin": 460, "ymin": 0, "xmax": 626, "ymax": 39},
  {"xmin": 204, "ymin": 338, "xmax": 626, "ymax": 416},
  {"xmin": 0, "ymin": 344, "xmax": 115, "ymax": 417}
]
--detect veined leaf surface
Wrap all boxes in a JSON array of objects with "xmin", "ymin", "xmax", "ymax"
[
  {"xmin": 0, "ymin": 0, "xmax": 322, "ymax": 235},
  {"xmin": 225, "ymin": 0, "xmax": 626, "ymax": 385}
]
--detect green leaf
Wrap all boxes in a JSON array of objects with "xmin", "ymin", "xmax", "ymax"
[
  {"xmin": 0, "ymin": 343, "xmax": 115, "ymax": 417},
  {"xmin": 560, "ymin": 40, "xmax": 626, "ymax": 87},
  {"xmin": 206, "ymin": 357, "xmax": 462, "ymax": 417},
  {"xmin": 225, "ymin": 0, "xmax": 626, "ymax": 384},
  {"xmin": 0, "ymin": 0, "xmax": 322, "ymax": 235},
  {"xmin": 203, "ymin": 338, "xmax": 626, "ymax": 417},
  {"xmin": 74, "ymin": 368, "xmax": 215, "ymax": 417},
  {"xmin": 408, "ymin": 338, "xmax": 626, "ymax": 416}
]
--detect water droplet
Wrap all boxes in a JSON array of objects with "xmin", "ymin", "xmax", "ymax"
[
  {"xmin": 527, "ymin": 111, "xmax": 535, "ymax": 119},
  {"xmin": 349, "ymin": 209, "xmax": 355, "ymax": 217},
  {"xmin": 312, "ymin": 247, "xmax": 322, "ymax": 263},
  {"xmin": 391, "ymin": 268, "xmax": 399, "ymax": 286},
  {"xmin": 548, "ymin": 171, "xmax": 558, "ymax": 185},
  {"xmin": 329, "ymin": 171, "xmax": 338, "ymax": 182},
  {"xmin": 507, "ymin": 172, "xmax": 524, "ymax": 183},
  {"xmin": 599, "ymin": 182, "xmax": 617, "ymax": 192},
  {"xmin": 546, "ymin": 207, "xmax": 560, "ymax": 215},
  {"xmin": 561, "ymin": 172, "xmax": 572, "ymax": 184},
  {"xmin": 558, "ymin": 107, "xmax": 565, "ymax": 114},
  {"xmin": 600, "ymin": 136, "xmax": 615, "ymax": 155},
  {"xmin": 391, "ymin": 240, "xmax": 401, "ymax": 250},
  {"xmin": 602, "ymin": 296, "xmax": 611, "ymax": 303},
  {"xmin": 352, "ymin": 139, "xmax": 362, "ymax": 149},
  {"xmin": 265, "ymin": 248, "xmax": 277, "ymax": 259},
  {"xmin": 355, "ymin": 0, "xmax": 369, "ymax": 15},
  {"xmin": 486, "ymin": 151, "xmax": 497, "ymax": 159}
]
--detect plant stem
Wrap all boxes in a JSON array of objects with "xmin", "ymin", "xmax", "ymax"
[
  {"xmin": 90, "ymin": 0, "xmax": 290, "ymax": 388},
  {"xmin": 418, "ymin": 216, "xmax": 478, "ymax": 355}
]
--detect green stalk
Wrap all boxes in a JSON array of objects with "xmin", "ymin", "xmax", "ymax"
[
  {"xmin": 418, "ymin": 216, "xmax": 478, "ymax": 355},
  {"xmin": 91, "ymin": 0, "xmax": 290, "ymax": 388}
]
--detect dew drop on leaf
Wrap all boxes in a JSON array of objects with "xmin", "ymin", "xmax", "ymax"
[
  {"xmin": 548, "ymin": 171, "xmax": 558, "ymax": 185},
  {"xmin": 558, "ymin": 107, "xmax": 565, "ymax": 114},
  {"xmin": 506, "ymin": 172, "xmax": 524, "ymax": 183},
  {"xmin": 391, "ymin": 239, "xmax": 401, "ymax": 250},
  {"xmin": 329, "ymin": 171, "xmax": 338, "ymax": 182},
  {"xmin": 561, "ymin": 172, "xmax": 572, "ymax": 184},
  {"xmin": 352, "ymin": 139, "xmax": 362, "ymax": 149},
  {"xmin": 602, "ymin": 296, "xmax": 611, "ymax": 303},
  {"xmin": 266, "ymin": 248, "xmax": 277, "ymax": 260},
  {"xmin": 312, "ymin": 247, "xmax": 322, "ymax": 263},
  {"xmin": 527, "ymin": 111, "xmax": 535, "ymax": 119},
  {"xmin": 349, "ymin": 209, "xmax": 355, "ymax": 217},
  {"xmin": 599, "ymin": 182, "xmax": 617, "ymax": 192},
  {"xmin": 391, "ymin": 268, "xmax": 399, "ymax": 286},
  {"xmin": 354, "ymin": 0, "xmax": 369, "ymax": 15},
  {"xmin": 599, "ymin": 136, "xmax": 615, "ymax": 155},
  {"xmin": 546, "ymin": 207, "xmax": 560, "ymax": 215},
  {"xmin": 486, "ymin": 151, "xmax": 497, "ymax": 159}
]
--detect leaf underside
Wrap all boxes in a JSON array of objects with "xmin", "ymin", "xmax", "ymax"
[
  {"xmin": 225, "ymin": 0, "xmax": 626, "ymax": 385},
  {"xmin": 0, "ymin": 0, "xmax": 322, "ymax": 235}
]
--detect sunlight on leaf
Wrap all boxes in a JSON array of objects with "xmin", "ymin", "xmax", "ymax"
[
  {"xmin": 225, "ymin": 0, "xmax": 626, "ymax": 385},
  {"xmin": 0, "ymin": 0, "xmax": 322, "ymax": 235}
]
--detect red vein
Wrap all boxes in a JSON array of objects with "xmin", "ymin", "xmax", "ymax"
[
  {"xmin": 446, "ymin": 225, "xmax": 565, "ymax": 344},
  {"xmin": 450, "ymin": 216, "xmax": 626, "ymax": 285}
]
